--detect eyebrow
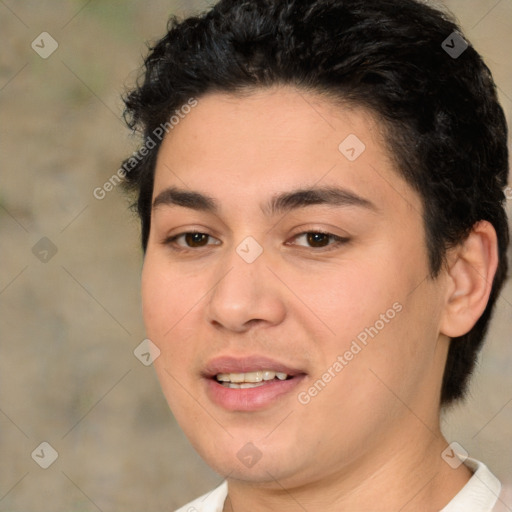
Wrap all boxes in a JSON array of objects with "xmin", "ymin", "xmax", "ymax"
[{"xmin": 152, "ymin": 185, "xmax": 378, "ymax": 216}]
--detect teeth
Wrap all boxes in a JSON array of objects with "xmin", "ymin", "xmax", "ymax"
[
  {"xmin": 216, "ymin": 370, "xmax": 290, "ymax": 384},
  {"xmin": 239, "ymin": 382, "xmax": 266, "ymax": 389},
  {"xmin": 244, "ymin": 371, "xmax": 263, "ymax": 383},
  {"xmin": 222, "ymin": 382, "xmax": 267, "ymax": 389}
]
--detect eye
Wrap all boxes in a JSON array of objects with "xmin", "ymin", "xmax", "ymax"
[
  {"xmin": 163, "ymin": 231, "xmax": 220, "ymax": 250},
  {"xmin": 289, "ymin": 231, "xmax": 349, "ymax": 250}
]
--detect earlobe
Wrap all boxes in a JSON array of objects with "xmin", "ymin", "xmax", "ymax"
[{"xmin": 439, "ymin": 220, "xmax": 499, "ymax": 338}]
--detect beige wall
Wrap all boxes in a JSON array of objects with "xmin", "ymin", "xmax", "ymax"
[{"xmin": 0, "ymin": 1, "xmax": 510, "ymax": 510}]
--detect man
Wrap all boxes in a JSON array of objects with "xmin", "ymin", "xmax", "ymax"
[{"xmin": 121, "ymin": 0, "xmax": 510, "ymax": 510}]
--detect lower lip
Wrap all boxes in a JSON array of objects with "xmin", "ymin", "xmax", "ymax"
[{"xmin": 204, "ymin": 376, "xmax": 306, "ymax": 412}]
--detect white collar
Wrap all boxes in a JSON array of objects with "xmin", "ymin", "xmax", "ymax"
[
  {"xmin": 175, "ymin": 480, "xmax": 227, "ymax": 512},
  {"xmin": 440, "ymin": 457, "xmax": 501, "ymax": 512}
]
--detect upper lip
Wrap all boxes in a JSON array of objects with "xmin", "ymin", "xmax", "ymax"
[{"xmin": 202, "ymin": 355, "xmax": 306, "ymax": 378}]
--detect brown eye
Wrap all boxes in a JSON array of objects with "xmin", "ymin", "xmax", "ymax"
[
  {"xmin": 184, "ymin": 232, "xmax": 210, "ymax": 247},
  {"xmin": 291, "ymin": 231, "xmax": 349, "ymax": 250},
  {"xmin": 306, "ymin": 232, "xmax": 331, "ymax": 247},
  {"xmin": 163, "ymin": 231, "xmax": 221, "ymax": 251}
]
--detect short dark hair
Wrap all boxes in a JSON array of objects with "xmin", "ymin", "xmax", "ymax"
[{"xmin": 121, "ymin": 0, "xmax": 509, "ymax": 406}]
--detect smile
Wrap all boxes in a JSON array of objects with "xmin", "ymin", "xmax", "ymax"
[{"xmin": 202, "ymin": 355, "xmax": 307, "ymax": 411}]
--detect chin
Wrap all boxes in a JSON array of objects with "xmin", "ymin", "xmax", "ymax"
[{"xmin": 194, "ymin": 435, "xmax": 308, "ymax": 484}]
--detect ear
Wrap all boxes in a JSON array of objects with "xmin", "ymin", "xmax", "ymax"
[{"xmin": 439, "ymin": 220, "xmax": 499, "ymax": 338}]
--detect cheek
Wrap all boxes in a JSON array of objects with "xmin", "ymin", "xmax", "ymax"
[
  {"xmin": 141, "ymin": 256, "xmax": 197, "ymax": 370},
  {"xmin": 320, "ymin": 283, "xmax": 442, "ymax": 420},
  {"xmin": 142, "ymin": 254, "xmax": 190, "ymax": 334},
  {"xmin": 300, "ymin": 256, "xmax": 402, "ymax": 338},
  {"xmin": 141, "ymin": 256, "xmax": 199, "ymax": 412},
  {"xmin": 298, "ymin": 251, "xmax": 430, "ymax": 394},
  {"xmin": 141, "ymin": 265, "xmax": 167, "ymax": 338}
]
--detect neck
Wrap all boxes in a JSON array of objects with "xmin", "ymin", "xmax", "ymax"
[{"xmin": 223, "ymin": 425, "xmax": 472, "ymax": 512}]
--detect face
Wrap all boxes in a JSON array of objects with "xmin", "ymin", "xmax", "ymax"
[{"xmin": 141, "ymin": 86, "xmax": 450, "ymax": 488}]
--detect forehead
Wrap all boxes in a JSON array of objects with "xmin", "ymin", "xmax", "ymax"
[{"xmin": 152, "ymin": 86, "xmax": 421, "ymax": 219}]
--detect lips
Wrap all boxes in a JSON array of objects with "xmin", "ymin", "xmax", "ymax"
[
  {"xmin": 202, "ymin": 355, "xmax": 307, "ymax": 412},
  {"xmin": 202, "ymin": 355, "xmax": 305, "ymax": 378}
]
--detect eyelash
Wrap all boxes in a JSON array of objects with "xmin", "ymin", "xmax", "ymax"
[{"xmin": 162, "ymin": 230, "xmax": 349, "ymax": 253}]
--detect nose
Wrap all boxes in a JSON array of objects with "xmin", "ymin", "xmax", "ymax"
[{"xmin": 206, "ymin": 245, "xmax": 286, "ymax": 333}]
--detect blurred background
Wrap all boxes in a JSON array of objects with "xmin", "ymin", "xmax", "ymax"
[{"xmin": 0, "ymin": 0, "xmax": 511, "ymax": 510}]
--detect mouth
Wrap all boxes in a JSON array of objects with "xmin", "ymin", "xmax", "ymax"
[{"xmin": 202, "ymin": 355, "xmax": 307, "ymax": 411}]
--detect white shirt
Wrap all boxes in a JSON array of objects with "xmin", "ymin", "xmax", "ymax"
[{"xmin": 175, "ymin": 458, "xmax": 505, "ymax": 512}]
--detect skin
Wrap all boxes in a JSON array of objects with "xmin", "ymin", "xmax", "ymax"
[{"xmin": 141, "ymin": 86, "xmax": 497, "ymax": 511}]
